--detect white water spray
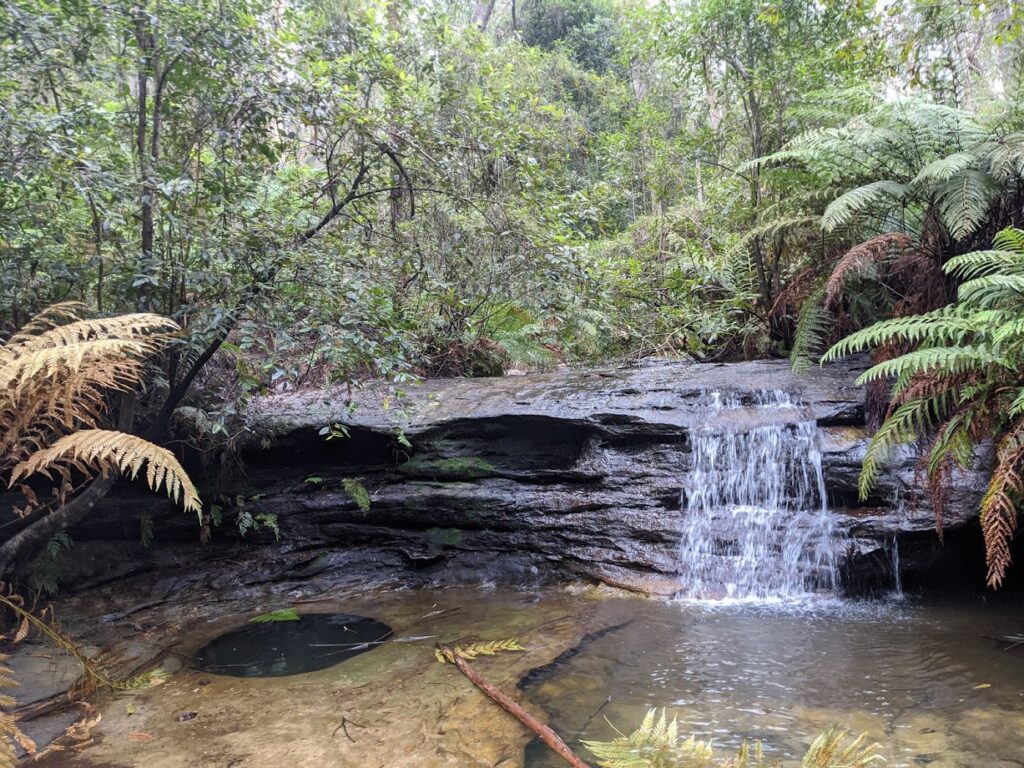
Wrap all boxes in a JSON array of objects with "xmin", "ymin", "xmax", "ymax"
[{"xmin": 677, "ymin": 390, "xmax": 840, "ymax": 601}]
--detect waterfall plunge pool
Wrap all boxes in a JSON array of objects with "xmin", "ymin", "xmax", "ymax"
[
  {"xmin": 523, "ymin": 592, "xmax": 1024, "ymax": 768},
  {"xmin": 43, "ymin": 585, "xmax": 1024, "ymax": 768}
]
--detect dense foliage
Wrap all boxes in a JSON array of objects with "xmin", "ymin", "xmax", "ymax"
[
  {"xmin": 2, "ymin": 0, "xmax": 1023, "ymax": 579},
  {"xmin": 826, "ymin": 228, "xmax": 1024, "ymax": 587}
]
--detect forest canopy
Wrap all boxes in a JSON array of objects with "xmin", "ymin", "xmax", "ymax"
[{"xmin": 1, "ymin": 0, "xmax": 1021, "ymax": 416}]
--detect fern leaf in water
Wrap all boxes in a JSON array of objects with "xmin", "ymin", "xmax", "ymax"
[
  {"xmin": 434, "ymin": 638, "xmax": 525, "ymax": 664},
  {"xmin": 584, "ymin": 710, "xmax": 882, "ymax": 768},
  {"xmin": 582, "ymin": 709, "xmax": 719, "ymax": 768},
  {"xmin": 10, "ymin": 430, "xmax": 201, "ymax": 516},
  {"xmin": 802, "ymin": 729, "xmax": 882, "ymax": 768}
]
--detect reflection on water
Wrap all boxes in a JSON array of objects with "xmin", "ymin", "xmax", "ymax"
[
  {"xmin": 523, "ymin": 597, "xmax": 1024, "ymax": 768},
  {"xmin": 193, "ymin": 613, "xmax": 393, "ymax": 677}
]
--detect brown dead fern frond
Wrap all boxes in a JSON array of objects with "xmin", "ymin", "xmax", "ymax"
[
  {"xmin": 11, "ymin": 431, "xmax": 201, "ymax": 516},
  {"xmin": 0, "ymin": 654, "xmax": 34, "ymax": 768},
  {"xmin": 0, "ymin": 306, "xmax": 200, "ymax": 526},
  {"xmin": 1, "ymin": 313, "xmax": 177, "ymax": 354},
  {"xmin": 0, "ymin": 339, "xmax": 157, "ymax": 395},
  {"xmin": 981, "ymin": 421, "xmax": 1024, "ymax": 587},
  {"xmin": 825, "ymin": 233, "xmax": 915, "ymax": 309},
  {"xmin": 3, "ymin": 302, "xmax": 87, "ymax": 346}
]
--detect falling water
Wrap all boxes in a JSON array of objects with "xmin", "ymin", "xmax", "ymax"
[
  {"xmin": 889, "ymin": 537, "xmax": 905, "ymax": 599},
  {"xmin": 677, "ymin": 390, "xmax": 840, "ymax": 601}
]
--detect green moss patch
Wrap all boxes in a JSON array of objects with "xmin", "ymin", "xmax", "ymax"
[{"xmin": 397, "ymin": 455, "xmax": 497, "ymax": 480}]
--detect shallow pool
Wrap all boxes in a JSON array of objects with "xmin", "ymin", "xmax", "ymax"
[{"xmin": 522, "ymin": 594, "xmax": 1024, "ymax": 768}]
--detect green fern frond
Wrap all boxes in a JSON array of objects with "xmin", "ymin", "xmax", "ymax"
[
  {"xmin": 733, "ymin": 215, "xmax": 821, "ymax": 253},
  {"xmin": 802, "ymin": 729, "xmax": 883, "ymax": 768},
  {"xmin": 855, "ymin": 346, "xmax": 1002, "ymax": 386},
  {"xmin": 823, "ymin": 308, "xmax": 977, "ymax": 361},
  {"xmin": 944, "ymin": 249, "xmax": 1024, "ymax": 280},
  {"xmin": 791, "ymin": 289, "xmax": 829, "ymax": 374},
  {"xmin": 992, "ymin": 226, "xmax": 1024, "ymax": 253},
  {"xmin": 956, "ymin": 274, "xmax": 1024, "ymax": 308},
  {"xmin": 1010, "ymin": 388, "xmax": 1024, "ymax": 418},
  {"xmin": 936, "ymin": 169, "xmax": 999, "ymax": 242},
  {"xmin": 821, "ymin": 181, "xmax": 908, "ymax": 232},
  {"xmin": 911, "ymin": 151, "xmax": 976, "ymax": 184}
]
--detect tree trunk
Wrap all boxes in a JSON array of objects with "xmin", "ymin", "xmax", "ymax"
[
  {"xmin": 0, "ymin": 396, "xmax": 135, "ymax": 578},
  {"xmin": 135, "ymin": 9, "xmax": 155, "ymax": 312},
  {"xmin": 0, "ymin": 478, "xmax": 117, "ymax": 578},
  {"xmin": 472, "ymin": 0, "xmax": 497, "ymax": 30},
  {"xmin": 446, "ymin": 649, "xmax": 591, "ymax": 768}
]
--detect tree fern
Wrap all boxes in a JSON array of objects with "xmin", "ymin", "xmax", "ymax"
[
  {"xmin": 825, "ymin": 228, "xmax": 1024, "ymax": 585},
  {"xmin": 762, "ymin": 99, "xmax": 1023, "ymax": 373},
  {"xmin": 10, "ymin": 430, "xmax": 201, "ymax": 516},
  {"xmin": 0, "ymin": 306, "xmax": 201, "ymax": 569}
]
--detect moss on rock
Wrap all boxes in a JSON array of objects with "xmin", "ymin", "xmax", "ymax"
[{"xmin": 397, "ymin": 455, "xmax": 497, "ymax": 480}]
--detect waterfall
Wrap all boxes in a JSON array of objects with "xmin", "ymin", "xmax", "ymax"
[
  {"xmin": 677, "ymin": 390, "xmax": 840, "ymax": 601},
  {"xmin": 890, "ymin": 537, "xmax": 905, "ymax": 599}
]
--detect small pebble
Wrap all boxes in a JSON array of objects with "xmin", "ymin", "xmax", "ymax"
[{"xmin": 176, "ymin": 711, "xmax": 198, "ymax": 722}]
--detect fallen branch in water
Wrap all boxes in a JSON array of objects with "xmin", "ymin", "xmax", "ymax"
[{"xmin": 438, "ymin": 643, "xmax": 591, "ymax": 768}]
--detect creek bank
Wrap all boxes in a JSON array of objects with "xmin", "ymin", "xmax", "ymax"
[{"xmin": 26, "ymin": 572, "xmax": 634, "ymax": 768}]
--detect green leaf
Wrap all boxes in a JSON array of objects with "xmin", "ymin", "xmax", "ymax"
[{"xmin": 249, "ymin": 608, "xmax": 300, "ymax": 623}]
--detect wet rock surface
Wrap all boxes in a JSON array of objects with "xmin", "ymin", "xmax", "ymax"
[
  {"xmin": 213, "ymin": 358, "xmax": 988, "ymax": 594},
  {"xmin": 70, "ymin": 358, "xmax": 992, "ymax": 596}
]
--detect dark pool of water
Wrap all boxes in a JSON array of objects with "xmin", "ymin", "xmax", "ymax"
[
  {"xmin": 522, "ymin": 595, "xmax": 1024, "ymax": 768},
  {"xmin": 193, "ymin": 613, "xmax": 393, "ymax": 677}
]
